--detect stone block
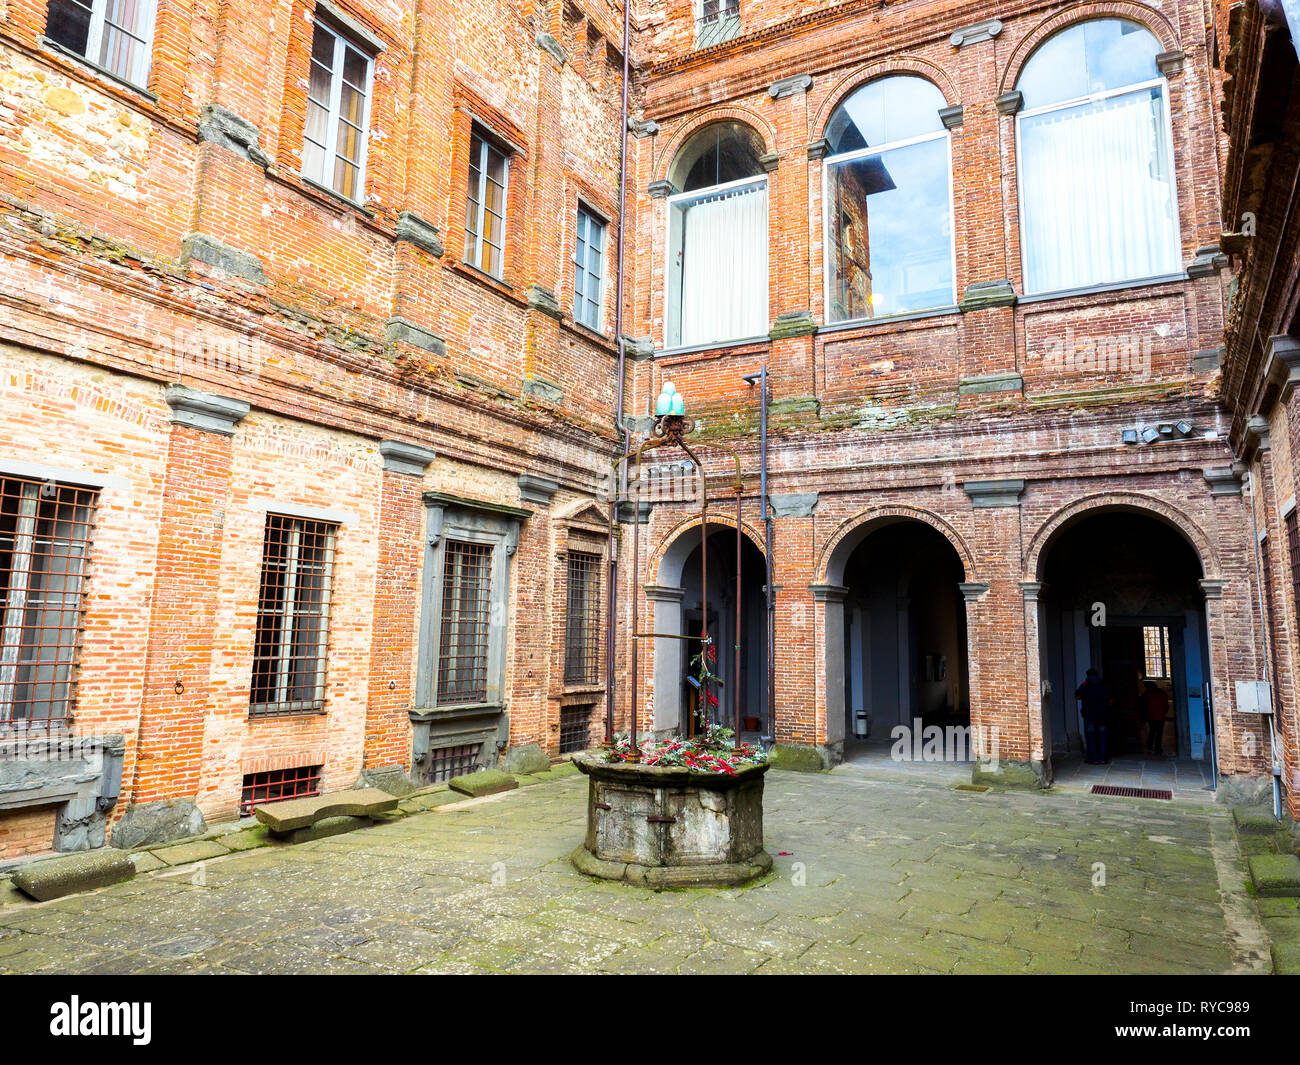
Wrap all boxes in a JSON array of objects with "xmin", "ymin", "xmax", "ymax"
[
  {"xmin": 1233, "ymin": 806, "xmax": 1279, "ymax": 835},
  {"xmin": 111, "ymin": 799, "xmax": 207, "ymax": 849},
  {"xmin": 12, "ymin": 850, "xmax": 135, "ymax": 901},
  {"xmin": 152, "ymin": 839, "xmax": 230, "ymax": 866},
  {"xmin": 769, "ymin": 744, "xmax": 829, "ymax": 772},
  {"xmin": 504, "ymin": 743, "xmax": 550, "ymax": 776},
  {"xmin": 280, "ymin": 815, "xmax": 367, "ymax": 844},
  {"xmin": 1249, "ymin": 853, "xmax": 1300, "ymax": 897},
  {"xmin": 448, "ymin": 770, "xmax": 518, "ymax": 798}
]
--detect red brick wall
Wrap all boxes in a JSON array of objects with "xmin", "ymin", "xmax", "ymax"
[{"xmin": 0, "ymin": 806, "xmax": 58, "ymax": 859}]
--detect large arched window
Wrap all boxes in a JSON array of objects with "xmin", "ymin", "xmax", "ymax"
[
  {"xmin": 1016, "ymin": 19, "xmax": 1181, "ymax": 294},
  {"xmin": 823, "ymin": 76, "xmax": 954, "ymax": 323},
  {"xmin": 666, "ymin": 123, "xmax": 769, "ymax": 348}
]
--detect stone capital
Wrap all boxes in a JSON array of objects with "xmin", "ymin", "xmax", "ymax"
[
  {"xmin": 379, "ymin": 439, "xmax": 436, "ymax": 476},
  {"xmin": 164, "ymin": 385, "xmax": 250, "ymax": 436}
]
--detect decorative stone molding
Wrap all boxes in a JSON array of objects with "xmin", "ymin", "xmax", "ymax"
[
  {"xmin": 518, "ymin": 472, "xmax": 559, "ymax": 506},
  {"xmin": 938, "ymin": 104, "xmax": 964, "ymax": 129},
  {"xmin": 1203, "ymin": 465, "xmax": 1244, "ymax": 496},
  {"xmin": 1186, "ymin": 244, "xmax": 1229, "ymax": 278},
  {"xmin": 1193, "ymin": 347, "xmax": 1223, "ymax": 373},
  {"xmin": 1244, "ymin": 415, "xmax": 1271, "ymax": 457},
  {"xmin": 963, "ymin": 478, "xmax": 1026, "ymax": 508},
  {"xmin": 623, "ymin": 413, "xmax": 654, "ymax": 434},
  {"xmin": 1264, "ymin": 334, "xmax": 1300, "ymax": 401},
  {"xmin": 994, "ymin": 90, "xmax": 1023, "ymax": 116},
  {"xmin": 181, "ymin": 233, "xmax": 267, "ymax": 285},
  {"xmin": 806, "ymin": 137, "xmax": 831, "ymax": 161},
  {"xmin": 958, "ymin": 371, "xmax": 1022, "ymax": 396},
  {"xmin": 617, "ymin": 499, "xmax": 652, "ymax": 524},
  {"xmin": 768, "ymin": 73, "xmax": 812, "ymax": 98},
  {"xmin": 769, "ymin": 492, "xmax": 818, "ymax": 518},
  {"xmin": 379, "ymin": 439, "xmax": 436, "ymax": 476},
  {"xmin": 423, "ymin": 492, "xmax": 530, "ymax": 553},
  {"xmin": 318, "ymin": 0, "xmax": 387, "ymax": 52},
  {"xmin": 759, "ymin": 150, "xmax": 780, "ymax": 172},
  {"xmin": 622, "ymin": 336, "xmax": 655, "ymax": 360},
  {"xmin": 522, "ymin": 375, "xmax": 563, "ymax": 403},
  {"xmin": 197, "ymin": 104, "xmax": 270, "ymax": 167},
  {"xmin": 1155, "ymin": 49, "xmax": 1185, "ymax": 75},
  {"xmin": 525, "ymin": 283, "xmax": 564, "ymax": 321},
  {"xmin": 165, "ymin": 385, "xmax": 250, "ymax": 436},
  {"xmin": 809, "ymin": 583, "xmax": 849, "ymax": 603},
  {"xmin": 1199, "ymin": 578, "xmax": 1226, "ymax": 600},
  {"xmin": 951, "ymin": 18, "xmax": 1002, "ymax": 47},
  {"xmin": 643, "ymin": 584, "xmax": 686, "ymax": 602},
  {"xmin": 2, "ymin": 732, "xmax": 125, "ymax": 852},
  {"xmin": 1020, "ymin": 580, "xmax": 1043, "ymax": 602},
  {"xmin": 959, "ymin": 279, "xmax": 1017, "ymax": 312},
  {"xmin": 959, "ymin": 581, "xmax": 990, "ymax": 602},
  {"xmin": 395, "ymin": 210, "xmax": 444, "ymax": 257},
  {"xmin": 536, "ymin": 31, "xmax": 565, "ymax": 65},
  {"xmin": 648, "ymin": 179, "xmax": 676, "ymax": 199},
  {"xmin": 769, "ymin": 310, "xmax": 817, "ymax": 340},
  {"xmin": 386, "ymin": 316, "xmax": 447, "ymax": 357},
  {"xmin": 629, "ymin": 118, "xmax": 659, "ymax": 137}
]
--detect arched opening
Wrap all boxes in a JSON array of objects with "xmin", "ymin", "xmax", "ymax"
[
  {"xmin": 835, "ymin": 520, "xmax": 970, "ymax": 756},
  {"xmin": 1038, "ymin": 509, "xmax": 1211, "ymax": 782},
  {"xmin": 665, "ymin": 121, "xmax": 769, "ymax": 349},
  {"xmin": 651, "ymin": 522, "xmax": 769, "ymax": 741}
]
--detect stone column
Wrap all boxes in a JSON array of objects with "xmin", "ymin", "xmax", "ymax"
[
  {"xmin": 645, "ymin": 584, "xmax": 685, "ymax": 733},
  {"xmin": 1021, "ymin": 579, "xmax": 1052, "ymax": 782},
  {"xmin": 359, "ymin": 441, "xmax": 437, "ymax": 792},
  {"xmin": 116, "ymin": 387, "xmax": 249, "ymax": 848},
  {"xmin": 810, "ymin": 582, "xmax": 849, "ymax": 761}
]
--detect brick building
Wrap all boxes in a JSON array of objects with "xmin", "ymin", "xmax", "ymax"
[
  {"xmin": 0, "ymin": 0, "xmax": 1281, "ymax": 861},
  {"xmin": 1214, "ymin": 0, "xmax": 1300, "ymax": 819}
]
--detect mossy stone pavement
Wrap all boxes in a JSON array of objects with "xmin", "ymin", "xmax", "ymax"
[{"xmin": 0, "ymin": 762, "xmax": 1275, "ymax": 974}]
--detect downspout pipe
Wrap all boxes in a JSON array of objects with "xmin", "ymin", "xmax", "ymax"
[
  {"xmin": 604, "ymin": 0, "xmax": 633, "ymax": 742},
  {"xmin": 1245, "ymin": 468, "xmax": 1284, "ymax": 820}
]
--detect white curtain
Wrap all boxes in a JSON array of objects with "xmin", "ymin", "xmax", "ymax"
[
  {"xmin": 1020, "ymin": 89, "xmax": 1180, "ymax": 294},
  {"xmin": 678, "ymin": 183, "xmax": 768, "ymax": 347}
]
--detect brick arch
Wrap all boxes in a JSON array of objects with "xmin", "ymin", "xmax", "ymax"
[
  {"xmin": 650, "ymin": 512, "xmax": 768, "ymax": 587},
  {"xmin": 998, "ymin": 2, "xmax": 1181, "ymax": 95},
  {"xmin": 816, "ymin": 505, "xmax": 976, "ymax": 585},
  {"xmin": 1025, "ymin": 491, "xmax": 1218, "ymax": 580},
  {"xmin": 655, "ymin": 108, "xmax": 777, "ymax": 185},
  {"xmin": 812, "ymin": 57, "xmax": 958, "ymax": 139}
]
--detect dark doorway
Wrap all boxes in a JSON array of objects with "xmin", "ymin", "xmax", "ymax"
[{"xmin": 840, "ymin": 520, "xmax": 969, "ymax": 741}]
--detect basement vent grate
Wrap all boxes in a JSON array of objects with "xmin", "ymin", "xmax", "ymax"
[{"xmin": 1090, "ymin": 784, "xmax": 1173, "ymax": 801}]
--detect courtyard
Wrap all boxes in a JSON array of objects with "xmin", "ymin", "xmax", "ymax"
[{"xmin": 0, "ymin": 763, "xmax": 1271, "ymax": 975}]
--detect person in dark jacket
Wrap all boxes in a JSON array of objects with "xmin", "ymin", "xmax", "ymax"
[
  {"xmin": 1140, "ymin": 680, "xmax": 1170, "ymax": 756},
  {"xmin": 1076, "ymin": 668, "xmax": 1113, "ymax": 764}
]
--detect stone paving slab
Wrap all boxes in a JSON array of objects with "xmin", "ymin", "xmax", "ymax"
[{"xmin": 0, "ymin": 764, "xmax": 1275, "ymax": 974}]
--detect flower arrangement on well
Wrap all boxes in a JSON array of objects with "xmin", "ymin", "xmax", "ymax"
[{"xmin": 601, "ymin": 640, "xmax": 767, "ymax": 774}]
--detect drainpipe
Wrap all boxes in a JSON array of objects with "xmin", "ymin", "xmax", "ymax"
[
  {"xmin": 604, "ymin": 0, "xmax": 633, "ymax": 743},
  {"xmin": 745, "ymin": 367, "xmax": 775, "ymax": 745},
  {"xmin": 1245, "ymin": 468, "xmax": 1283, "ymax": 819}
]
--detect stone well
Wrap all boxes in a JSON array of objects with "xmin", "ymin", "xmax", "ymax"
[{"xmin": 570, "ymin": 754, "xmax": 771, "ymax": 888}]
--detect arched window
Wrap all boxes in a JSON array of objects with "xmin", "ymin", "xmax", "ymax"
[
  {"xmin": 1016, "ymin": 19, "xmax": 1181, "ymax": 294},
  {"xmin": 666, "ymin": 123, "xmax": 769, "ymax": 348},
  {"xmin": 823, "ymin": 76, "xmax": 954, "ymax": 323}
]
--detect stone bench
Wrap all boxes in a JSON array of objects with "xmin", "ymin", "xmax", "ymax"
[
  {"xmin": 12, "ymin": 849, "xmax": 135, "ymax": 901},
  {"xmin": 253, "ymin": 788, "xmax": 398, "ymax": 842}
]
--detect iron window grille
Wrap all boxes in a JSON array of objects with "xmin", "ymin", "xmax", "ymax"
[
  {"xmin": 302, "ymin": 18, "xmax": 374, "ymax": 203},
  {"xmin": 559, "ymin": 704, "xmax": 594, "ymax": 754},
  {"xmin": 425, "ymin": 743, "xmax": 482, "ymax": 783},
  {"xmin": 437, "ymin": 539, "xmax": 494, "ymax": 704},
  {"xmin": 239, "ymin": 764, "xmax": 322, "ymax": 816},
  {"xmin": 695, "ymin": 0, "xmax": 740, "ymax": 49},
  {"xmin": 45, "ymin": 0, "xmax": 158, "ymax": 88},
  {"xmin": 564, "ymin": 551, "xmax": 602, "ymax": 685},
  {"xmin": 574, "ymin": 206, "xmax": 606, "ymax": 331},
  {"xmin": 250, "ymin": 515, "xmax": 337, "ymax": 716},
  {"xmin": 0, "ymin": 476, "xmax": 98, "ymax": 729},
  {"xmin": 466, "ymin": 129, "xmax": 509, "ymax": 278}
]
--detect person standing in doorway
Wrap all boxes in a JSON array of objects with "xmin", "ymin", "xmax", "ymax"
[
  {"xmin": 1140, "ymin": 680, "xmax": 1170, "ymax": 756},
  {"xmin": 1076, "ymin": 668, "xmax": 1113, "ymax": 765}
]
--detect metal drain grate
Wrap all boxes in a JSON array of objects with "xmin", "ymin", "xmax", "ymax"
[{"xmin": 1090, "ymin": 784, "xmax": 1173, "ymax": 800}]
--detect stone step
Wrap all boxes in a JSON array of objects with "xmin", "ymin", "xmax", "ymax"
[
  {"xmin": 12, "ymin": 849, "xmax": 135, "ymax": 901},
  {"xmin": 1233, "ymin": 806, "xmax": 1280, "ymax": 836},
  {"xmin": 252, "ymin": 787, "xmax": 398, "ymax": 834},
  {"xmin": 1249, "ymin": 853, "xmax": 1300, "ymax": 897},
  {"xmin": 448, "ymin": 769, "xmax": 518, "ymax": 798}
]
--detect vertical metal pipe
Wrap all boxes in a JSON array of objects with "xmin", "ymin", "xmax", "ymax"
[
  {"xmin": 628, "ymin": 471, "xmax": 641, "ymax": 759},
  {"xmin": 760, "ymin": 366, "xmax": 774, "ymax": 742},
  {"xmin": 735, "ymin": 491, "xmax": 743, "ymax": 740},
  {"xmin": 700, "ymin": 490, "xmax": 709, "ymax": 736}
]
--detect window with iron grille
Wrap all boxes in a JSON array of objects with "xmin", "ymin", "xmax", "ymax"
[
  {"xmin": 425, "ymin": 743, "xmax": 482, "ymax": 783},
  {"xmin": 695, "ymin": 0, "xmax": 740, "ymax": 48},
  {"xmin": 46, "ymin": 0, "xmax": 158, "ymax": 88},
  {"xmin": 559, "ymin": 704, "xmax": 593, "ymax": 754},
  {"xmin": 0, "ymin": 477, "xmax": 98, "ymax": 729},
  {"xmin": 564, "ymin": 551, "xmax": 601, "ymax": 685},
  {"xmin": 250, "ymin": 515, "xmax": 337, "ymax": 716},
  {"xmin": 574, "ymin": 206, "xmax": 606, "ymax": 331},
  {"xmin": 239, "ymin": 764, "xmax": 322, "ymax": 815},
  {"xmin": 437, "ymin": 540, "xmax": 494, "ymax": 704},
  {"xmin": 466, "ymin": 128, "xmax": 509, "ymax": 278}
]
